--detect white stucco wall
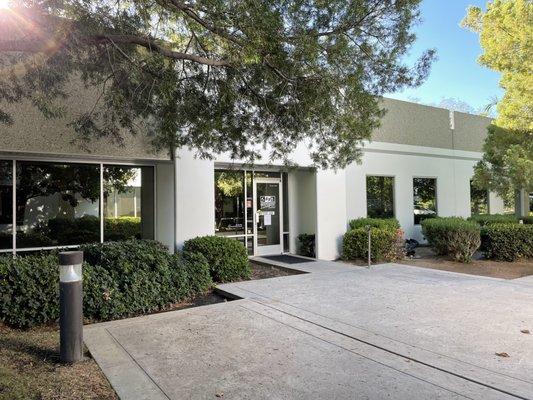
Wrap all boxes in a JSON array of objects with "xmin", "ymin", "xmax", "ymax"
[
  {"xmin": 345, "ymin": 142, "xmax": 506, "ymax": 243},
  {"xmin": 315, "ymin": 169, "xmax": 347, "ymax": 260},
  {"xmin": 287, "ymin": 169, "xmax": 317, "ymax": 254},
  {"xmin": 174, "ymin": 149, "xmax": 215, "ymax": 249}
]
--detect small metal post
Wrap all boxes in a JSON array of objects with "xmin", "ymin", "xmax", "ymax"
[
  {"xmin": 365, "ymin": 225, "xmax": 371, "ymax": 269},
  {"xmin": 59, "ymin": 251, "xmax": 84, "ymax": 363}
]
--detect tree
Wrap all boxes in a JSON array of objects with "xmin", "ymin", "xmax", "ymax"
[
  {"xmin": 462, "ymin": 0, "xmax": 532, "ymax": 131},
  {"xmin": 0, "ymin": 1, "xmax": 435, "ymax": 169},
  {"xmin": 462, "ymin": 1, "xmax": 532, "ymax": 203}
]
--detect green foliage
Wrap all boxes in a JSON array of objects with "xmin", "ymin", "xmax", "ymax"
[
  {"xmin": 343, "ymin": 227, "xmax": 404, "ymax": 262},
  {"xmin": 348, "ymin": 218, "xmax": 400, "ymax": 231},
  {"xmin": 183, "ymin": 236, "xmax": 251, "ymax": 283},
  {"xmin": 0, "ymin": 253, "xmax": 59, "ymax": 329},
  {"xmin": 0, "ymin": 240, "xmax": 213, "ymax": 328},
  {"xmin": 472, "ymin": 125, "xmax": 533, "ymax": 202},
  {"xmin": 468, "ymin": 213, "xmax": 519, "ymax": 226},
  {"xmin": 297, "ymin": 234, "xmax": 315, "ymax": 258},
  {"xmin": 483, "ymin": 223, "xmax": 533, "ymax": 261},
  {"xmin": 421, "ymin": 217, "xmax": 481, "ymax": 263},
  {"xmin": 462, "ymin": 0, "xmax": 532, "ymax": 131},
  {"xmin": 0, "ymin": 1, "xmax": 434, "ymax": 169}
]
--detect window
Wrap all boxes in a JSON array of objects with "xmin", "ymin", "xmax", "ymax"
[
  {"xmin": 366, "ymin": 176, "xmax": 394, "ymax": 218},
  {"xmin": 0, "ymin": 161, "xmax": 13, "ymax": 250},
  {"xmin": 16, "ymin": 161, "xmax": 101, "ymax": 248},
  {"xmin": 214, "ymin": 170, "xmax": 245, "ymax": 236},
  {"xmin": 470, "ymin": 180, "xmax": 488, "ymax": 215},
  {"xmin": 413, "ymin": 178, "xmax": 437, "ymax": 224},
  {"xmin": 103, "ymin": 165, "xmax": 155, "ymax": 241}
]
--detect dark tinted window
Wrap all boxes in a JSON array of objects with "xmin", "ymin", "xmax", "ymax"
[
  {"xmin": 413, "ymin": 178, "xmax": 437, "ymax": 225},
  {"xmin": 366, "ymin": 176, "xmax": 394, "ymax": 218}
]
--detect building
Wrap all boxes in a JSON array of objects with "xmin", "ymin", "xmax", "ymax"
[{"xmin": 0, "ymin": 90, "xmax": 513, "ymax": 260}]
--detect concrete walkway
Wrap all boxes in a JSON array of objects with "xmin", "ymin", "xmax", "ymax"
[{"xmin": 85, "ymin": 259, "xmax": 533, "ymax": 400}]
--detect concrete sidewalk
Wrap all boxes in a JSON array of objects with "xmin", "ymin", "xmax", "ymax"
[{"xmin": 85, "ymin": 261, "xmax": 533, "ymax": 400}]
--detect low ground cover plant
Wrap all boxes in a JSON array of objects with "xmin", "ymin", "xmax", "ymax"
[
  {"xmin": 483, "ymin": 223, "xmax": 533, "ymax": 261},
  {"xmin": 183, "ymin": 235, "xmax": 251, "ymax": 282},
  {"xmin": 421, "ymin": 217, "xmax": 481, "ymax": 263},
  {"xmin": 343, "ymin": 218, "xmax": 404, "ymax": 262},
  {"xmin": 0, "ymin": 240, "xmax": 212, "ymax": 329}
]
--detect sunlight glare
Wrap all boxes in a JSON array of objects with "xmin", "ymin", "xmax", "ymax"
[{"xmin": 0, "ymin": 0, "xmax": 11, "ymax": 9}]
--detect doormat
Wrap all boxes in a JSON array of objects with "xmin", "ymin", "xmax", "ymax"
[{"xmin": 261, "ymin": 254, "xmax": 315, "ymax": 264}]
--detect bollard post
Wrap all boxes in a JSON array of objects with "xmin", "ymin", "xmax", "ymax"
[
  {"xmin": 59, "ymin": 251, "xmax": 84, "ymax": 363},
  {"xmin": 365, "ymin": 225, "xmax": 371, "ymax": 269}
]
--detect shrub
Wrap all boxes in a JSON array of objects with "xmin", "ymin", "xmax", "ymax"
[
  {"xmin": 421, "ymin": 217, "xmax": 481, "ymax": 263},
  {"xmin": 468, "ymin": 214, "xmax": 518, "ymax": 226},
  {"xmin": 523, "ymin": 216, "xmax": 533, "ymax": 225},
  {"xmin": 348, "ymin": 217, "xmax": 400, "ymax": 231},
  {"xmin": 343, "ymin": 227, "xmax": 405, "ymax": 262},
  {"xmin": 0, "ymin": 240, "xmax": 213, "ymax": 328},
  {"xmin": 297, "ymin": 234, "xmax": 315, "ymax": 257},
  {"xmin": 183, "ymin": 235, "xmax": 251, "ymax": 282},
  {"xmin": 0, "ymin": 253, "xmax": 59, "ymax": 328},
  {"xmin": 483, "ymin": 224, "xmax": 533, "ymax": 261}
]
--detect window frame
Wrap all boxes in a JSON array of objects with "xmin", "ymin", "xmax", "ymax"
[{"xmin": 0, "ymin": 157, "xmax": 157, "ymax": 255}]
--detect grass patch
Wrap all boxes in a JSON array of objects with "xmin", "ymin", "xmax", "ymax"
[{"xmin": 0, "ymin": 324, "xmax": 117, "ymax": 400}]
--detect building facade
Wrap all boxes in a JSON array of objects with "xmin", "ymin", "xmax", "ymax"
[{"xmin": 0, "ymin": 93, "xmax": 509, "ymax": 260}]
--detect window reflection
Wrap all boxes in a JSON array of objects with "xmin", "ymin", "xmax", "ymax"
[
  {"xmin": 16, "ymin": 161, "xmax": 100, "ymax": 247},
  {"xmin": 103, "ymin": 165, "xmax": 154, "ymax": 241},
  {"xmin": 470, "ymin": 180, "xmax": 489, "ymax": 215},
  {"xmin": 367, "ymin": 176, "xmax": 394, "ymax": 218},
  {"xmin": 413, "ymin": 177, "xmax": 437, "ymax": 225},
  {"xmin": 0, "ymin": 161, "xmax": 13, "ymax": 250},
  {"xmin": 214, "ymin": 170, "xmax": 245, "ymax": 235}
]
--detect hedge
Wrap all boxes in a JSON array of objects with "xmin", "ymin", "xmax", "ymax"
[
  {"xmin": 468, "ymin": 214, "xmax": 518, "ymax": 226},
  {"xmin": 348, "ymin": 217, "xmax": 400, "ymax": 231},
  {"xmin": 343, "ymin": 227, "xmax": 404, "ymax": 262},
  {"xmin": 483, "ymin": 224, "xmax": 533, "ymax": 261},
  {"xmin": 0, "ymin": 240, "xmax": 212, "ymax": 329},
  {"xmin": 183, "ymin": 235, "xmax": 251, "ymax": 282},
  {"xmin": 421, "ymin": 217, "xmax": 481, "ymax": 263}
]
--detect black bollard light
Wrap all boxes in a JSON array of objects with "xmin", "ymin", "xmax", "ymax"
[
  {"xmin": 365, "ymin": 225, "xmax": 371, "ymax": 269},
  {"xmin": 59, "ymin": 251, "xmax": 84, "ymax": 363}
]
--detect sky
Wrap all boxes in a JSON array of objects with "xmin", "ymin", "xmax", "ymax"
[{"xmin": 386, "ymin": 0, "xmax": 503, "ymax": 113}]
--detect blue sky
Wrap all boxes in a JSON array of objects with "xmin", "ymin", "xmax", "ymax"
[{"xmin": 386, "ymin": 0, "xmax": 503, "ymax": 112}]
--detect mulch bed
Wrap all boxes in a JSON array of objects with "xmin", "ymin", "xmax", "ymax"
[{"xmin": 249, "ymin": 261, "xmax": 303, "ymax": 280}]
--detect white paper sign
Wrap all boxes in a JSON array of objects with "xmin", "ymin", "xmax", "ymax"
[{"xmin": 264, "ymin": 214, "xmax": 272, "ymax": 226}]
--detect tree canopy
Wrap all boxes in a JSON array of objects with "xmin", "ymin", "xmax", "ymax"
[
  {"xmin": 462, "ymin": 0, "xmax": 532, "ymax": 198},
  {"xmin": 462, "ymin": 0, "xmax": 532, "ymax": 131},
  {"xmin": 0, "ymin": 0, "xmax": 434, "ymax": 168}
]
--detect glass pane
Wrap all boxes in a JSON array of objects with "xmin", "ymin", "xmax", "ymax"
[
  {"xmin": 246, "ymin": 237, "xmax": 254, "ymax": 255},
  {"xmin": 215, "ymin": 170, "xmax": 245, "ymax": 236},
  {"xmin": 367, "ymin": 176, "xmax": 394, "ymax": 218},
  {"xmin": 413, "ymin": 178, "xmax": 437, "ymax": 225},
  {"xmin": 0, "ymin": 161, "xmax": 13, "ymax": 250},
  {"xmin": 253, "ymin": 171, "xmax": 280, "ymax": 179},
  {"xmin": 246, "ymin": 172, "xmax": 253, "ymax": 235},
  {"xmin": 256, "ymin": 182, "xmax": 280, "ymax": 246},
  {"xmin": 470, "ymin": 180, "xmax": 488, "ymax": 215},
  {"xmin": 282, "ymin": 172, "xmax": 289, "ymax": 232},
  {"xmin": 16, "ymin": 161, "xmax": 100, "ymax": 247},
  {"xmin": 104, "ymin": 165, "xmax": 154, "ymax": 241}
]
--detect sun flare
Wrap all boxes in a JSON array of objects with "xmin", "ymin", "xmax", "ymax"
[{"xmin": 0, "ymin": 0, "xmax": 11, "ymax": 9}]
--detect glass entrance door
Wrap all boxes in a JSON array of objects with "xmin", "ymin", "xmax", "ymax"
[{"xmin": 253, "ymin": 178, "xmax": 282, "ymax": 256}]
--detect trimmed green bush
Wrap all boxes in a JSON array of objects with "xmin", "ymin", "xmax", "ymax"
[
  {"xmin": 343, "ymin": 227, "xmax": 404, "ymax": 262},
  {"xmin": 523, "ymin": 216, "xmax": 533, "ymax": 225},
  {"xmin": 421, "ymin": 217, "xmax": 481, "ymax": 263},
  {"xmin": 297, "ymin": 233, "xmax": 315, "ymax": 258},
  {"xmin": 0, "ymin": 253, "xmax": 59, "ymax": 328},
  {"xmin": 183, "ymin": 235, "xmax": 251, "ymax": 282},
  {"xmin": 0, "ymin": 240, "xmax": 212, "ymax": 329},
  {"xmin": 348, "ymin": 217, "xmax": 400, "ymax": 231},
  {"xmin": 483, "ymin": 223, "xmax": 533, "ymax": 261},
  {"xmin": 468, "ymin": 214, "xmax": 518, "ymax": 226}
]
